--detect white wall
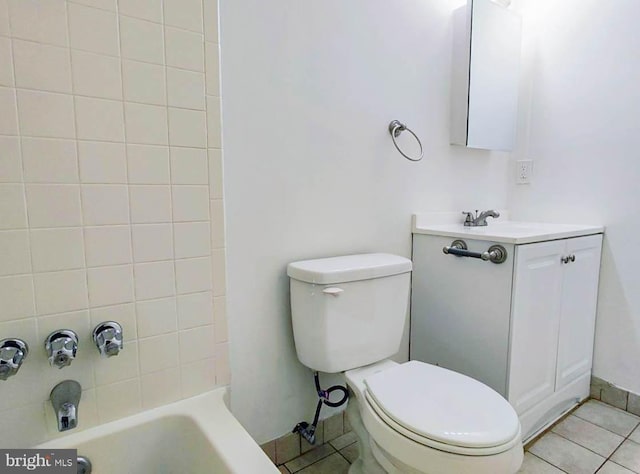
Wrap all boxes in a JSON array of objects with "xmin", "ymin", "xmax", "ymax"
[
  {"xmin": 0, "ymin": 0, "xmax": 227, "ymax": 447},
  {"xmin": 510, "ymin": 0, "xmax": 640, "ymax": 394},
  {"xmin": 221, "ymin": 0, "xmax": 511, "ymax": 443}
]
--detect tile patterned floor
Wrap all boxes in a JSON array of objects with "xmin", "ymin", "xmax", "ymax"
[{"xmin": 278, "ymin": 400, "xmax": 640, "ymax": 473}]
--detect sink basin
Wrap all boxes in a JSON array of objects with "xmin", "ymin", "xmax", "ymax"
[{"xmin": 412, "ymin": 215, "xmax": 603, "ymax": 244}]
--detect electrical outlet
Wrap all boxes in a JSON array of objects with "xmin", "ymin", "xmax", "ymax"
[{"xmin": 516, "ymin": 160, "xmax": 533, "ymax": 184}]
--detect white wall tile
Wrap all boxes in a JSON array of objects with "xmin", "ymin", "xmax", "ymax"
[
  {"xmin": 212, "ymin": 248, "xmax": 225, "ymax": 297},
  {"xmin": 22, "ymin": 138, "xmax": 78, "ymax": 184},
  {"xmin": 175, "ymin": 257, "xmax": 211, "ymax": 294},
  {"xmin": 0, "ymin": 87, "xmax": 18, "ymax": 135},
  {"xmin": 170, "ymin": 147, "xmax": 207, "ymax": 185},
  {"xmin": 87, "ymin": 265, "xmax": 134, "ymax": 306},
  {"xmin": 208, "ymin": 149, "xmax": 223, "ymax": 198},
  {"xmin": 165, "ymin": 27, "xmax": 204, "ymax": 72},
  {"xmin": 206, "ymin": 96, "xmax": 222, "ymax": 148},
  {"xmin": 16, "ymin": 90, "xmax": 74, "ymax": 139},
  {"xmin": 215, "ymin": 342, "xmax": 230, "ymax": 385},
  {"xmin": 72, "ymin": 0, "xmax": 116, "ymax": 11},
  {"xmin": 167, "ymin": 68, "xmax": 205, "ymax": 110},
  {"xmin": 119, "ymin": 16, "xmax": 164, "ymax": 64},
  {"xmin": 7, "ymin": 0, "xmax": 68, "ymax": 47},
  {"xmin": 96, "ymin": 378, "xmax": 141, "ymax": 423},
  {"xmin": 75, "ymin": 97, "xmax": 125, "ymax": 142},
  {"xmin": 168, "ymin": 108, "xmax": 206, "ymax": 148},
  {"xmin": 30, "ymin": 228, "xmax": 85, "ymax": 272},
  {"xmin": 78, "ymin": 141, "xmax": 127, "ymax": 184},
  {"xmin": 0, "ymin": 136, "xmax": 22, "ymax": 182},
  {"xmin": 179, "ymin": 325, "xmax": 214, "ymax": 363},
  {"xmin": 0, "ymin": 184, "xmax": 27, "ymax": 229},
  {"xmin": 131, "ymin": 223, "xmax": 173, "ymax": 262},
  {"xmin": 0, "ymin": 0, "xmax": 7, "ymax": 37},
  {"xmin": 177, "ymin": 291, "xmax": 213, "ymax": 330},
  {"xmin": 26, "ymin": 184, "xmax": 82, "ymax": 228},
  {"xmin": 93, "ymin": 342, "xmax": 139, "ymax": 385},
  {"xmin": 81, "ymin": 185, "xmax": 129, "ymax": 225},
  {"xmin": 140, "ymin": 366, "xmax": 180, "ymax": 408},
  {"xmin": 172, "ymin": 185, "xmax": 209, "ymax": 221},
  {"xmin": 124, "ymin": 102, "xmax": 168, "ymax": 145},
  {"xmin": 203, "ymin": 0, "xmax": 218, "ymax": 44},
  {"xmin": 138, "ymin": 333, "xmax": 178, "ymax": 374},
  {"xmin": 122, "ymin": 60, "xmax": 166, "ymax": 106},
  {"xmin": 136, "ymin": 297, "xmax": 177, "ymax": 337},
  {"xmin": 213, "ymin": 295, "xmax": 227, "ymax": 343},
  {"xmin": 2, "ymin": 403, "xmax": 47, "ymax": 447},
  {"xmin": 205, "ymin": 42, "xmax": 220, "ymax": 96},
  {"xmin": 129, "ymin": 185, "xmax": 171, "ymax": 223},
  {"xmin": 12, "ymin": 40, "xmax": 71, "ymax": 93},
  {"xmin": 210, "ymin": 199, "xmax": 225, "ymax": 248},
  {"xmin": 174, "ymin": 222, "xmax": 210, "ymax": 258},
  {"xmin": 33, "ymin": 270, "xmax": 88, "ymax": 315},
  {"xmin": 0, "ymin": 275, "xmax": 35, "ymax": 321},
  {"xmin": 0, "ymin": 37, "xmax": 14, "ymax": 87},
  {"xmin": 0, "ymin": 230, "xmax": 30, "ymax": 276},
  {"xmin": 118, "ymin": 0, "xmax": 161, "ymax": 23},
  {"xmin": 68, "ymin": 3, "xmax": 119, "ymax": 56},
  {"xmin": 71, "ymin": 50, "xmax": 122, "ymax": 100},
  {"xmin": 90, "ymin": 303, "xmax": 136, "ymax": 341},
  {"xmin": 127, "ymin": 144, "xmax": 170, "ymax": 184},
  {"xmin": 163, "ymin": 0, "xmax": 203, "ymax": 33},
  {"xmin": 84, "ymin": 226, "xmax": 132, "ymax": 267},
  {"xmin": 134, "ymin": 261, "xmax": 175, "ymax": 300},
  {"xmin": 181, "ymin": 357, "xmax": 215, "ymax": 398}
]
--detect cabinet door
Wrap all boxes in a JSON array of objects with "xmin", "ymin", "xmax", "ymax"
[
  {"xmin": 508, "ymin": 240, "xmax": 565, "ymax": 414},
  {"xmin": 556, "ymin": 234, "xmax": 603, "ymax": 390}
]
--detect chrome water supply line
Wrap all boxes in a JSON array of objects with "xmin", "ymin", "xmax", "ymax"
[{"xmin": 292, "ymin": 372, "xmax": 349, "ymax": 445}]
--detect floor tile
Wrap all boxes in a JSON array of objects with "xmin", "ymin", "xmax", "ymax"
[
  {"xmin": 552, "ymin": 415, "xmax": 625, "ymax": 457},
  {"xmin": 517, "ymin": 453, "xmax": 565, "ymax": 474},
  {"xmin": 275, "ymin": 432, "xmax": 301, "ymax": 464},
  {"xmin": 330, "ymin": 431, "xmax": 358, "ymax": 451},
  {"xmin": 340, "ymin": 442, "xmax": 359, "ymax": 464},
  {"xmin": 574, "ymin": 400, "xmax": 640, "ymax": 437},
  {"xmin": 278, "ymin": 467, "xmax": 291, "ymax": 474},
  {"xmin": 597, "ymin": 461, "xmax": 637, "ymax": 474},
  {"xmin": 285, "ymin": 443, "xmax": 335, "ymax": 473},
  {"xmin": 529, "ymin": 432, "xmax": 605, "ymax": 474},
  {"xmin": 611, "ymin": 440, "xmax": 640, "ymax": 473},
  {"xmin": 630, "ymin": 426, "xmax": 640, "ymax": 445},
  {"xmin": 297, "ymin": 453, "xmax": 350, "ymax": 474}
]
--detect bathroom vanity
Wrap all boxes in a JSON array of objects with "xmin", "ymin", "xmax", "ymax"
[{"xmin": 410, "ymin": 214, "xmax": 604, "ymax": 442}]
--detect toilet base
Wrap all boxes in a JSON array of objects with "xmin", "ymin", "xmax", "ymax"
[{"xmin": 346, "ymin": 384, "xmax": 523, "ymax": 474}]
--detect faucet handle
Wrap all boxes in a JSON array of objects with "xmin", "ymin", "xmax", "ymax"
[
  {"xmin": 0, "ymin": 338, "xmax": 29, "ymax": 381},
  {"xmin": 92, "ymin": 321, "xmax": 123, "ymax": 358},
  {"xmin": 45, "ymin": 330, "xmax": 78, "ymax": 369},
  {"xmin": 462, "ymin": 211, "xmax": 474, "ymax": 226}
]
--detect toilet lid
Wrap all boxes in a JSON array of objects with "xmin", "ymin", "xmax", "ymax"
[{"xmin": 364, "ymin": 361, "xmax": 520, "ymax": 449}]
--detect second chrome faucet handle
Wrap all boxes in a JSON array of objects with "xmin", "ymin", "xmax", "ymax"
[
  {"xmin": 45, "ymin": 330, "xmax": 78, "ymax": 369},
  {"xmin": 93, "ymin": 321, "xmax": 123, "ymax": 358}
]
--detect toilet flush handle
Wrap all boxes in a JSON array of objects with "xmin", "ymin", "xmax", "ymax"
[{"xmin": 322, "ymin": 287, "xmax": 344, "ymax": 296}]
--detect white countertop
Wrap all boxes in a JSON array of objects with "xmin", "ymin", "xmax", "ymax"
[{"xmin": 412, "ymin": 213, "xmax": 604, "ymax": 244}]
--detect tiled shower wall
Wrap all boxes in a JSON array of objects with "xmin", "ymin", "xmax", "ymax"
[{"xmin": 0, "ymin": 0, "xmax": 227, "ymax": 447}]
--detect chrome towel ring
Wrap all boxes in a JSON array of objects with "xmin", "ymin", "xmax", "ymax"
[{"xmin": 388, "ymin": 120, "xmax": 423, "ymax": 162}]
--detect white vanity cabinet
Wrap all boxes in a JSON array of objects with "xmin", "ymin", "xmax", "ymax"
[{"xmin": 410, "ymin": 220, "xmax": 603, "ymax": 441}]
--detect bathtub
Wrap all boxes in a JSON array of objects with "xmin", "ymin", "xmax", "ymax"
[{"xmin": 36, "ymin": 388, "xmax": 279, "ymax": 473}]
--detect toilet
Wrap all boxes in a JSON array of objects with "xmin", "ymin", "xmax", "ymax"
[{"xmin": 287, "ymin": 253, "xmax": 523, "ymax": 474}]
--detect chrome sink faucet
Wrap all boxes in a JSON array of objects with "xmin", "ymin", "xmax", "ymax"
[
  {"xmin": 50, "ymin": 380, "xmax": 81, "ymax": 432},
  {"xmin": 462, "ymin": 209, "xmax": 500, "ymax": 227}
]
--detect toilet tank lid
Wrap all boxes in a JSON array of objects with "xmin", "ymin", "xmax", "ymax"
[{"xmin": 287, "ymin": 253, "xmax": 412, "ymax": 284}]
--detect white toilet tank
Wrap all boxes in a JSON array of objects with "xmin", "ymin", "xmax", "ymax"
[{"xmin": 287, "ymin": 253, "xmax": 412, "ymax": 373}]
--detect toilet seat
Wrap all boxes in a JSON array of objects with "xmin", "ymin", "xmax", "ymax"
[{"xmin": 363, "ymin": 361, "xmax": 521, "ymax": 455}]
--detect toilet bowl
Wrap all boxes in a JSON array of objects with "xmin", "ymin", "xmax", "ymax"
[
  {"xmin": 287, "ymin": 253, "xmax": 523, "ymax": 473},
  {"xmin": 344, "ymin": 360, "xmax": 523, "ymax": 474}
]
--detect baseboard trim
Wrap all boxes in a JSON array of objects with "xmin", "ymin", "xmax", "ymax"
[{"xmin": 591, "ymin": 376, "xmax": 640, "ymax": 416}]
